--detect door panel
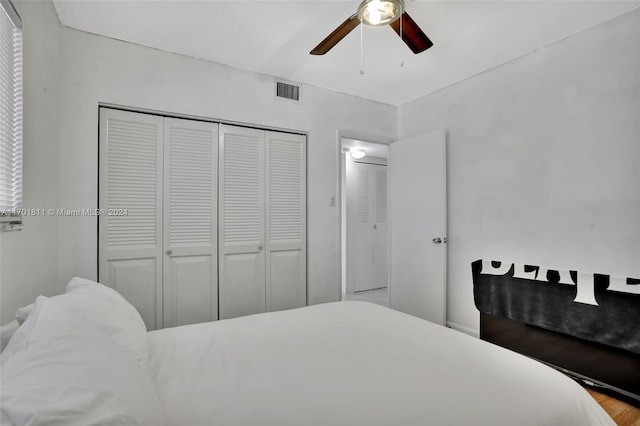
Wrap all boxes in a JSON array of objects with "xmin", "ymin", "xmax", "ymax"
[
  {"xmin": 265, "ymin": 131, "xmax": 307, "ymax": 312},
  {"xmin": 162, "ymin": 118, "xmax": 218, "ymax": 327},
  {"xmin": 99, "ymin": 108, "xmax": 163, "ymax": 330},
  {"xmin": 219, "ymin": 125, "xmax": 266, "ymax": 319},
  {"xmin": 352, "ymin": 162, "xmax": 388, "ymax": 292},
  {"xmin": 107, "ymin": 258, "xmax": 158, "ymax": 331},
  {"xmin": 165, "ymin": 255, "xmax": 216, "ymax": 325},
  {"xmin": 389, "ymin": 130, "xmax": 447, "ymax": 325},
  {"xmin": 373, "ymin": 167, "xmax": 389, "ymax": 289},
  {"xmin": 267, "ymin": 250, "xmax": 306, "ymax": 311},
  {"xmin": 220, "ymin": 252, "xmax": 265, "ymax": 319},
  {"xmin": 354, "ymin": 163, "xmax": 374, "ymax": 291}
]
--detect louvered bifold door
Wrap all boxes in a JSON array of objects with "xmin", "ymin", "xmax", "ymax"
[
  {"xmin": 372, "ymin": 165, "xmax": 388, "ymax": 289},
  {"xmin": 163, "ymin": 118, "xmax": 218, "ymax": 327},
  {"xmin": 99, "ymin": 108, "xmax": 163, "ymax": 330},
  {"xmin": 219, "ymin": 125, "xmax": 266, "ymax": 320},
  {"xmin": 265, "ymin": 131, "xmax": 307, "ymax": 312},
  {"xmin": 353, "ymin": 163, "xmax": 374, "ymax": 291}
]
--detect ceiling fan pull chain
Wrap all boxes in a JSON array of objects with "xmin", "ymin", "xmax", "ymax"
[
  {"xmin": 399, "ymin": 15, "xmax": 404, "ymax": 68},
  {"xmin": 359, "ymin": 20, "xmax": 365, "ymax": 75}
]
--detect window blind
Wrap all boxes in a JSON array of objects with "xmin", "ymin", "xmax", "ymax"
[{"xmin": 0, "ymin": 0, "xmax": 22, "ymax": 230}]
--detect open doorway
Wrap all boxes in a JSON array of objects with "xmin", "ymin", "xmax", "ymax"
[{"xmin": 340, "ymin": 138, "xmax": 389, "ymax": 307}]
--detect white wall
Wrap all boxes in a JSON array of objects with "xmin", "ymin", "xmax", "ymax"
[
  {"xmin": 0, "ymin": 0, "xmax": 61, "ymax": 324},
  {"xmin": 52, "ymin": 19, "xmax": 396, "ymax": 310},
  {"xmin": 398, "ymin": 9, "xmax": 640, "ymax": 334}
]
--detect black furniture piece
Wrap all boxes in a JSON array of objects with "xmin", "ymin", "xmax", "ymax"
[{"xmin": 473, "ymin": 259, "xmax": 640, "ymax": 405}]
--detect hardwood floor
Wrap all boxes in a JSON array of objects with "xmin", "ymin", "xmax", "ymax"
[{"xmin": 586, "ymin": 388, "xmax": 640, "ymax": 425}]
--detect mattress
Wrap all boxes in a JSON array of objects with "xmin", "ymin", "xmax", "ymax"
[{"xmin": 148, "ymin": 301, "xmax": 613, "ymax": 426}]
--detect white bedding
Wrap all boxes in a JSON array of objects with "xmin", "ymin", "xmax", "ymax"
[{"xmin": 148, "ymin": 301, "xmax": 614, "ymax": 426}]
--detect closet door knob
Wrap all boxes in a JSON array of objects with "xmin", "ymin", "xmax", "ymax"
[
  {"xmin": 258, "ymin": 245, "xmax": 264, "ymax": 251},
  {"xmin": 166, "ymin": 250, "xmax": 173, "ymax": 256}
]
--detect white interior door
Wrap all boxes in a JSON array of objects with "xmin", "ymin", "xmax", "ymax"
[
  {"xmin": 351, "ymin": 162, "xmax": 389, "ymax": 292},
  {"xmin": 372, "ymin": 166, "xmax": 388, "ymax": 289},
  {"xmin": 99, "ymin": 108, "xmax": 163, "ymax": 330},
  {"xmin": 353, "ymin": 163, "xmax": 374, "ymax": 291},
  {"xmin": 265, "ymin": 131, "xmax": 307, "ymax": 312},
  {"xmin": 219, "ymin": 124, "xmax": 266, "ymax": 320},
  {"xmin": 162, "ymin": 118, "xmax": 218, "ymax": 327},
  {"xmin": 389, "ymin": 130, "xmax": 447, "ymax": 325}
]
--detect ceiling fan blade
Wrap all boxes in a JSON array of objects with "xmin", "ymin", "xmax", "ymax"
[
  {"xmin": 390, "ymin": 12, "xmax": 433, "ymax": 54},
  {"xmin": 310, "ymin": 14, "xmax": 360, "ymax": 55}
]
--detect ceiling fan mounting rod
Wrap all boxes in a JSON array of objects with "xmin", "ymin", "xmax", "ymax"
[{"xmin": 360, "ymin": 20, "xmax": 365, "ymax": 75}]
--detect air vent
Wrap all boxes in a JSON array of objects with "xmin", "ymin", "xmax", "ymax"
[{"xmin": 275, "ymin": 81, "xmax": 301, "ymax": 102}]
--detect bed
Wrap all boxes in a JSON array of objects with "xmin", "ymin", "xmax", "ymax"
[{"xmin": 1, "ymin": 277, "xmax": 613, "ymax": 425}]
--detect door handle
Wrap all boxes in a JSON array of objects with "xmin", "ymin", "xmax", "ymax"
[
  {"xmin": 166, "ymin": 250, "xmax": 173, "ymax": 256},
  {"xmin": 432, "ymin": 238, "xmax": 442, "ymax": 244},
  {"xmin": 258, "ymin": 245, "xmax": 264, "ymax": 251}
]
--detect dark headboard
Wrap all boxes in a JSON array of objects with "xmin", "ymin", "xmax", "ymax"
[{"xmin": 472, "ymin": 260, "xmax": 640, "ymax": 404}]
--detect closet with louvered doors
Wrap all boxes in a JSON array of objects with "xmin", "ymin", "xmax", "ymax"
[
  {"xmin": 99, "ymin": 108, "xmax": 218, "ymax": 330},
  {"xmin": 218, "ymin": 124, "xmax": 307, "ymax": 320}
]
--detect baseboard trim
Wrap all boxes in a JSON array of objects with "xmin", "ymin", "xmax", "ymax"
[{"xmin": 446, "ymin": 321, "xmax": 479, "ymax": 338}]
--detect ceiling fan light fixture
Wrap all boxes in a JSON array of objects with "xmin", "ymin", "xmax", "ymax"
[
  {"xmin": 358, "ymin": 0, "xmax": 404, "ymax": 26},
  {"xmin": 350, "ymin": 149, "xmax": 366, "ymax": 159}
]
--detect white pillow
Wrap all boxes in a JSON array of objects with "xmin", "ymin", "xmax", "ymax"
[
  {"xmin": 14, "ymin": 303, "xmax": 33, "ymax": 325},
  {"xmin": 1, "ymin": 298, "xmax": 45, "ymax": 361},
  {"xmin": 54, "ymin": 277, "xmax": 149, "ymax": 366},
  {"xmin": 0, "ymin": 296, "xmax": 166, "ymax": 426},
  {"xmin": 0, "ymin": 320, "xmax": 19, "ymax": 352},
  {"xmin": 9, "ymin": 278, "xmax": 148, "ymax": 366}
]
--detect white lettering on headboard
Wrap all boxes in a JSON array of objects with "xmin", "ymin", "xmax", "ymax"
[
  {"xmin": 480, "ymin": 260, "xmax": 639, "ymax": 306},
  {"xmin": 608, "ymin": 275, "xmax": 640, "ymax": 295}
]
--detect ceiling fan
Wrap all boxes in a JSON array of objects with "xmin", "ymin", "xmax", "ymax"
[{"xmin": 310, "ymin": 0, "xmax": 433, "ymax": 55}]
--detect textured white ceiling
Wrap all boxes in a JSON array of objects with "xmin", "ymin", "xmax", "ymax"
[{"xmin": 52, "ymin": 0, "xmax": 639, "ymax": 106}]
